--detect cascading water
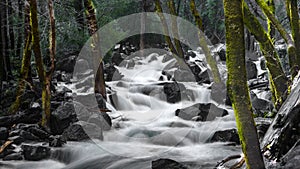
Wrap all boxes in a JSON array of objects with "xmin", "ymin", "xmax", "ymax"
[{"xmin": 1, "ymin": 52, "xmax": 241, "ymax": 169}]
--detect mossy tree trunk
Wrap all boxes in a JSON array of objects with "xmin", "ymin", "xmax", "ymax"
[
  {"xmin": 43, "ymin": 0, "xmax": 56, "ymax": 127},
  {"xmin": 287, "ymin": 0, "xmax": 300, "ymax": 71},
  {"xmin": 9, "ymin": 1, "xmax": 32, "ymax": 114},
  {"xmin": 84, "ymin": 0, "xmax": 107, "ymax": 100},
  {"xmin": 266, "ymin": 0, "xmax": 276, "ymax": 38},
  {"xmin": 154, "ymin": 0, "xmax": 178, "ymax": 56},
  {"xmin": 224, "ymin": 0, "xmax": 265, "ymax": 168},
  {"xmin": 255, "ymin": 0, "xmax": 298, "ymax": 78},
  {"xmin": 243, "ymin": 2, "xmax": 288, "ymax": 109},
  {"xmin": 29, "ymin": 0, "xmax": 51, "ymax": 128},
  {"xmin": 190, "ymin": 0, "xmax": 222, "ymax": 84},
  {"xmin": 167, "ymin": 0, "xmax": 184, "ymax": 58}
]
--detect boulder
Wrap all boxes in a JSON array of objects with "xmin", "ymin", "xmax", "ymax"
[
  {"xmin": 104, "ymin": 64, "xmax": 123, "ymax": 81},
  {"xmin": 175, "ymin": 103, "xmax": 228, "ymax": 121},
  {"xmin": 22, "ymin": 145, "xmax": 51, "ymax": 161},
  {"xmin": 62, "ymin": 121, "xmax": 103, "ymax": 141},
  {"xmin": 152, "ymin": 159, "xmax": 188, "ymax": 169},
  {"xmin": 3, "ymin": 153, "xmax": 23, "ymax": 161},
  {"xmin": 208, "ymin": 129, "xmax": 240, "ymax": 145},
  {"xmin": 0, "ymin": 108, "xmax": 41, "ymax": 127},
  {"xmin": 50, "ymin": 102, "xmax": 78, "ymax": 135},
  {"xmin": 56, "ymin": 55, "xmax": 76, "ymax": 73},
  {"xmin": 111, "ymin": 52, "xmax": 124, "ymax": 65},
  {"xmin": 49, "ymin": 135, "xmax": 66, "ymax": 147},
  {"xmin": 163, "ymin": 82, "xmax": 186, "ymax": 103},
  {"xmin": 0, "ymin": 127, "xmax": 9, "ymax": 140},
  {"xmin": 19, "ymin": 130, "xmax": 40, "ymax": 141},
  {"xmin": 216, "ymin": 45, "xmax": 226, "ymax": 61},
  {"xmin": 246, "ymin": 60, "xmax": 257, "ymax": 80}
]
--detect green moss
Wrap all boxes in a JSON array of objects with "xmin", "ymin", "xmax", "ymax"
[{"xmin": 224, "ymin": 0, "xmax": 265, "ymax": 168}]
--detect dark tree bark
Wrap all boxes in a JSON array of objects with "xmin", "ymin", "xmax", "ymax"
[
  {"xmin": 7, "ymin": 0, "xmax": 15, "ymax": 57},
  {"xmin": 167, "ymin": 0, "xmax": 184, "ymax": 58},
  {"xmin": 9, "ymin": 1, "xmax": 32, "ymax": 114},
  {"xmin": 154, "ymin": 0, "xmax": 178, "ymax": 56},
  {"xmin": 84, "ymin": 0, "xmax": 107, "ymax": 101},
  {"xmin": 287, "ymin": 0, "xmax": 300, "ymax": 72},
  {"xmin": 16, "ymin": 0, "xmax": 24, "ymax": 58},
  {"xmin": 1, "ymin": 1, "xmax": 12, "ymax": 80},
  {"xmin": 224, "ymin": 0, "xmax": 265, "ymax": 168}
]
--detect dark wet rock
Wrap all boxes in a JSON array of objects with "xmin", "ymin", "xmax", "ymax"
[
  {"xmin": 208, "ymin": 129, "xmax": 240, "ymax": 145},
  {"xmin": 152, "ymin": 158, "xmax": 188, "ymax": 169},
  {"xmin": 50, "ymin": 102, "xmax": 77, "ymax": 135},
  {"xmin": 3, "ymin": 153, "xmax": 23, "ymax": 161},
  {"xmin": 0, "ymin": 107, "xmax": 41, "ymax": 127},
  {"xmin": 163, "ymin": 82, "xmax": 187, "ymax": 103},
  {"xmin": 216, "ymin": 44, "xmax": 226, "ymax": 61},
  {"xmin": 56, "ymin": 55, "xmax": 76, "ymax": 73},
  {"xmin": 8, "ymin": 136, "xmax": 25, "ymax": 145},
  {"xmin": 87, "ymin": 113, "xmax": 111, "ymax": 131},
  {"xmin": 53, "ymin": 71, "xmax": 72, "ymax": 83},
  {"xmin": 175, "ymin": 103, "xmax": 228, "ymax": 121},
  {"xmin": 260, "ymin": 58, "xmax": 267, "ymax": 70},
  {"xmin": 261, "ymin": 75, "xmax": 300, "ymax": 160},
  {"xmin": 0, "ymin": 127, "xmax": 9, "ymax": 140},
  {"xmin": 0, "ymin": 143, "xmax": 14, "ymax": 158},
  {"xmin": 27, "ymin": 126, "xmax": 50, "ymax": 140},
  {"xmin": 104, "ymin": 64, "xmax": 123, "ymax": 81},
  {"xmin": 250, "ymin": 91, "xmax": 273, "ymax": 116},
  {"xmin": 22, "ymin": 145, "xmax": 51, "ymax": 161},
  {"xmin": 187, "ymin": 51, "xmax": 196, "ymax": 58},
  {"xmin": 95, "ymin": 93, "xmax": 106, "ymax": 109},
  {"xmin": 19, "ymin": 90, "xmax": 39, "ymax": 110},
  {"xmin": 174, "ymin": 68, "xmax": 195, "ymax": 82},
  {"xmin": 62, "ymin": 121, "xmax": 103, "ymax": 141},
  {"xmin": 49, "ymin": 135, "xmax": 66, "ymax": 147},
  {"xmin": 111, "ymin": 52, "xmax": 124, "ymax": 65},
  {"xmin": 246, "ymin": 60, "xmax": 257, "ymax": 80},
  {"xmin": 19, "ymin": 130, "xmax": 40, "ymax": 141},
  {"xmin": 255, "ymin": 118, "xmax": 272, "ymax": 141},
  {"xmin": 268, "ymin": 141, "xmax": 300, "ymax": 169}
]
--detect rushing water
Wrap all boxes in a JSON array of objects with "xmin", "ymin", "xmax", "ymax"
[{"xmin": 2, "ymin": 52, "xmax": 241, "ymax": 169}]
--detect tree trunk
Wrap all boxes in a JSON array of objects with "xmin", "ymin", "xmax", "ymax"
[
  {"xmin": 7, "ymin": 0, "xmax": 15, "ymax": 57},
  {"xmin": 167, "ymin": 0, "xmax": 184, "ymax": 58},
  {"xmin": 9, "ymin": 1, "xmax": 32, "ymax": 114},
  {"xmin": 190, "ymin": 0, "xmax": 222, "ymax": 84},
  {"xmin": 224, "ymin": 0, "xmax": 265, "ymax": 168},
  {"xmin": 16, "ymin": 0, "xmax": 23, "ymax": 58},
  {"xmin": 43, "ymin": 0, "xmax": 56, "ymax": 127},
  {"xmin": 255, "ymin": 0, "xmax": 297, "ymax": 78},
  {"xmin": 29, "ymin": 0, "xmax": 49, "ymax": 128},
  {"xmin": 287, "ymin": 0, "xmax": 300, "ymax": 72},
  {"xmin": 266, "ymin": 0, "xmax": 276, "ymax": 38},
  {"xmin": 84, "ymin": 0, "xmax": 107, "ymax": 101},
  {"xmin": 243, "ymin": 2, "xmax": 288, "ymax": 109},
  {"xmin": 1, "ymin": 1, "xmax": 12, "ymax": 80},
  {"xmin": 154, "ymin": 0, "xmax": 178, "ymax": 56}
]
